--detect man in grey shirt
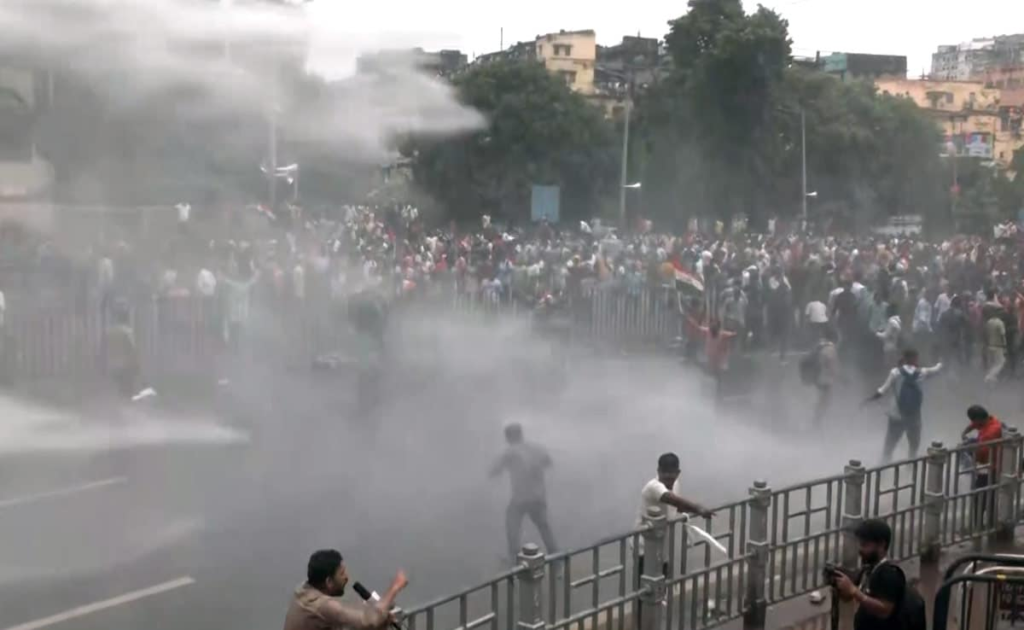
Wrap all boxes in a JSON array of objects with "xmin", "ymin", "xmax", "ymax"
[{"xmin": 490, "ymin": 423, "xmax": 558, "ymax": 563}]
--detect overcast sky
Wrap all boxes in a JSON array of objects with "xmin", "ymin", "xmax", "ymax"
[{"xmin": 309, "ymin": 0, "xmax": 1024, "ymax": 79}]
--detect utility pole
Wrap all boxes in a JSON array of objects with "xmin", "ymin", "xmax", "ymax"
[
  {"xmin": 800, "ymin": 107, "xmax": 808, "ymax": 230},
  {"xmin": 268, "ymin": 101, "xmax": 278, "ymax": 211},
  {"xmin": 619, "ymin": 75, "xmax": 633, "ymax": 229}
]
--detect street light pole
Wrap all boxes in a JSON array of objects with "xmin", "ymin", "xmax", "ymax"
[
  {"xmin": 268, "ymin": 105, "xmax": 278, "ymax": 211},
  {"xmin": 800, "ymin": 107, "xmax": 807, "ymax": 229},
  {"xmin": 619, "ymin": 85, "xmax": 632, "ymax": 230}
]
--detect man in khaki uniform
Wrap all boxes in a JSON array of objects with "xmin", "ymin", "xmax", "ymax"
[{"xmin": 283, "ymin": 550, "xmax": 407, "ymax": 630}]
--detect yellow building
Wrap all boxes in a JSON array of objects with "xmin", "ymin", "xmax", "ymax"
[
  {"xmin": 875, "ymin": 77, "xmax": 1023, "ymax": 168},
  {"xmin": 533, "ymin": 30, "xmax": 597, "ymax": 95},
  {"xmin": 476, "ymin": 30, "xmax": 597, "ymax": 95}
]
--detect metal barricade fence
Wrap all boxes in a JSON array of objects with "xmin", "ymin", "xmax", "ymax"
[
  {"xmin": 400, "ymin": 432, "xmax": 1024, "ymax": 630},
  {"xmin": 448, "ymin": 287, "xmax": 678, "ymax": 347},
  {"xmin": 0, "ymin": 284, "xmax": 679, "ymax": 383}
]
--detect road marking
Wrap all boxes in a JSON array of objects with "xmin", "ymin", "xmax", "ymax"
[
  {"xmin": 0, "ymin": 477, "xmax": 128, "ymax": 511},
  {"xmin": 2, "ymin": 576, "xmax": 196, "ymax": 630}
]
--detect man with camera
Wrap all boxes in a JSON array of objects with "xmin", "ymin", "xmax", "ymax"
[
  {"xmin": 830, "ymin": 520, "xmax": 909, "ymax": 630},
  {"xmin": 283, "ymin": 549, "xmax": 408, "ymax": 630}
]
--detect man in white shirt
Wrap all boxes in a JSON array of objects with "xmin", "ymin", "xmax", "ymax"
[
  {"xmin": 805, "ymin": 299, "xmax": 828, "ymax": 341},
  {"xmin": 635, "ymin": 453, "xmax": 712, "ymax": 584}
]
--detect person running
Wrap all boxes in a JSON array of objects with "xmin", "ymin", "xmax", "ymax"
[
  {"xmin": 489, "ymin": 423, "xmax": 558, "ymax": 563},
  {"xmin": 868, "ymin": 348, "xmax": 942, "ymax": 463}
]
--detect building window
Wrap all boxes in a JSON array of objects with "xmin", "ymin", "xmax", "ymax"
[
  {"xmin": 558, "ymin": 70, "xmax": 577, "ymax": 87},
  {"xmin": 945, "ymin": 93, "xmax": 954, "ymax": 104},
  {"xmin": 553, "ymin": 44, "xmax": 573, "ymax": 57}
]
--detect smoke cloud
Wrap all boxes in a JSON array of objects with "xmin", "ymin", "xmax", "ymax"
[{"xmin": 0, "ymin": 0, "xmax": 484, "ymax": 161}]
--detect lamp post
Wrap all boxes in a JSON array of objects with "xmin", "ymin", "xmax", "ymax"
[
  {"xmin": 800, "ymin": 108, "xmax": 808, "ymax": 228},
  {"xmin": 618, "ymin": 88, "xmax": 635, "ymax": 229}
]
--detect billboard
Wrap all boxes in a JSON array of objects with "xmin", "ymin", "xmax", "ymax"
[
  {"xmin": 531, "ymin": 185, "xmax": 560, "ymax": 223},
  {"xmin": 942, "ymin": 132, "xmax": 994, "ymax": 159}
]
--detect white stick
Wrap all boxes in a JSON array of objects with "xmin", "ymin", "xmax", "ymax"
[
  {"xmin": 131, "ymin": 387, "xmax": 157, "ymax": 402},
  {"xmin": 687, "ymin": 523, "xmax": 728, "ymax": 555}
]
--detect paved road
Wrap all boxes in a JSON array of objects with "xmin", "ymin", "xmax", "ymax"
[{"xmin": 0, "ymin": 313, "xmax": 1020, "ymax": 630}]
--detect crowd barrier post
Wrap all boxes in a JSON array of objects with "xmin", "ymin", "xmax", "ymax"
[
  {"xmin": 922, "ymin": 441, "xmax": 948, "ymax": 563},
  {"xmin": 996, "ymin": 428, "xmax": 1022, "ymax": 543},
  {"xmin": 744, "ymin": 479, "xmax": 771, "ymax": 630},
  {"xmin": 839, "ymin": 460, "xmax": 866, "ymax": 630},
  {"xmin": 517, "ymin": 544, "xmax": 546, "ymax": 630},
  {"xmin": 639, "ymin": 507, "xmax": 667, "ymax": 630}
]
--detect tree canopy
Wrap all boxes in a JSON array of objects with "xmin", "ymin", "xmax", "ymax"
[
  {"xmin": 407, "ymin": 60, "xmax": 618, "ymax": 225},
  {"xmin": 635, "ymin": 0, "xmax": 947, "ymax": 230}
]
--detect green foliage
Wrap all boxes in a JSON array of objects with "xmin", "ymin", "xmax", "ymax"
[
  {"xmin": 993, "ymin": 148, "xmax": 1024, "ymax": 219},
  {"xmin": 635, "ymin": 0, "xmax": 948, "ymax": 230},
  {"xmin": 407, "ymin": 61, "xmax": 618, "ymax": 224}
]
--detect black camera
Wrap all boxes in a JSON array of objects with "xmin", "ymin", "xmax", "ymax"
[{"xmin": 822, "ymin": 562, "xmax": 858, "ymax": 586}]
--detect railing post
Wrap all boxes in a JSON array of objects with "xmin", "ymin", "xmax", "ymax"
[
  {"xmin": 744, "ymin": 479, "xmax": 771, "ymax": 630},
  {"xmin": 517, "ymin": 543, "xmax": 546, "ymax": 630},
  {"xmin": 839, "ymin": 460, "xmax": 866, "ymax": 630},
  {"xmin": 996, "ymin": 428, "xmax": 1021, "ymax": 542},
  {"xmin": 922, "ymin": 441, "xmax": 947, "ymax": 563},
  {"xmin": 841, "ymin": 459, "xmax": 866, "ymax": 567},
  {"xmin": 639, "ymin": 507, "xmax": 667, "ymax": 630}
]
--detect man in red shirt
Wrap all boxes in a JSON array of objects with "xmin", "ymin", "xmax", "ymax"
[{"xmin": 961, "ymin": 405, "xmax": 1003, "ymax": 528}]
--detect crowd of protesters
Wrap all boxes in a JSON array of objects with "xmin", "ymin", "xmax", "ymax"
[{"xmin": 2, "ymin": 206, "xmax": 1024, "ymax": 389}]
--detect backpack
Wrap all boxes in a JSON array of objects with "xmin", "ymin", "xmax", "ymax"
[
  {"xmin": 896, "ymin": 367, "xmax": 923, "ymax": 417},
  {"xmin": 859, "ymin": 562, "xmax": 925, "ymax": 630},
  {"xmin": 893, "ymin": 565, "xmax": 927, "ymax": 630},
  {"xmin": 799, "ymin": 344, "xmax": 823, "ymax": 385}
]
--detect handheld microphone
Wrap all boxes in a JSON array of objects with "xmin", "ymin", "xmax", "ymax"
[
  {"xmin": 353, "ymin": 581, "xmax": 402, "ymax": 630},
  {"xmin": 352, "ymin": 582, "xmax": 380, "ymax": 602}
]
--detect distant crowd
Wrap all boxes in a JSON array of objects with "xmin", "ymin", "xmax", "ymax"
[{"xmin": 0, "ymin": 206, "xmax": 1023, "ymax": 380}]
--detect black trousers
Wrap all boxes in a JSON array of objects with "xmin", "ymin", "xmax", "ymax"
[{"xmin": 882, "ymin": 413, "xmax": 922, "ymax": 463}]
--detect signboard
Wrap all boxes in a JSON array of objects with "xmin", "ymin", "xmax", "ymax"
[
  {"xmin": 998, "ymin": 581, "xmax": 1024, "ymax": 627},
  {"xmin": 531, "ymin": 185, "xmax": 560, "ymax": 223},
  {"xmin": 942, "ymin": 132, "xmax": 994, "ymax": 159}
]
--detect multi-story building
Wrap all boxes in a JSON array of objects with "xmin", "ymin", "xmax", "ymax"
[
  {"xmin": 592, "ymin": 36, "xmax": 667, "ymax": 117},
  {"xmin": 822, "ymin": 52, "xmax": 906, "ymax": 82},
  {"xmin": 476, "ymin": 30, "xmax": 599, "ymax": 94},
  {"xmin": 979, "ymin": 65, "xmax": 1024, "ymax": 89},
  {"xmin": 477, "ymin": 32, "xmax": 668, "ymax": 118},
  {"xmin": 875, "ymin": 77, "xmax": 1023, "ymax": 168},
  {"xmin": 535, "ymin": 30, "xmax": 598, "ymax": 95},
  {"xmin": 931, "ymin": 34, "xmax": 1024, "ymax": 81}
]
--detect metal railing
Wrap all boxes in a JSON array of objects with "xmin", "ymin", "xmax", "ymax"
[
  {"xmin": 0, "ymin": 286, "xmax": 680, "ymax": 383},
  {"xmin": 933, "ymin": 554, "xmax": 1024, "ymax": 630},
  {"xmin": 400, "ymin": 431, "xmax": 1024, "ymax": 630}
]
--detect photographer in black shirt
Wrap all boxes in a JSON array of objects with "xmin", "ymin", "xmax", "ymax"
[{"xmin": 832, "ymin": 519, "xmax": 906, "ymax": 630}]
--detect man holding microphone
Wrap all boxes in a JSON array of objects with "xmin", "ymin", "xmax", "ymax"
[{"xmin": 284, "ymin": 549, "xmax": 408, "ymax": 630}]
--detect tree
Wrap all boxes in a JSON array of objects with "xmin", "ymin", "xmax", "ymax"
[
  {"xmin": 993, "ymin": 148, "xmax": 1024, "ymax": 220},
  {"xmin": 408, "ymin": 61, "xmax": 618, "ymax": 224},
  {"xmin": 634, "ymin": 0, "xmax": 947, "ymax": 230}
]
